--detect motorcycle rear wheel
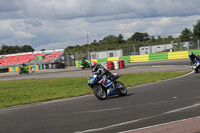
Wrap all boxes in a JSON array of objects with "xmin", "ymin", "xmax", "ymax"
[{"xmin": 93, "ymin": 85, "xmax": 106, "ymax": 100}]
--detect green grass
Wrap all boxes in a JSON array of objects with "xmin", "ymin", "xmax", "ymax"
[{"xmin": 0, "ymin": 71, "xmax": 190, "ymax": 108}]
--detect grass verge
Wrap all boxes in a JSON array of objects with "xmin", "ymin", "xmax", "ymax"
[{"xmin": 0, "ymin": 71, "xmax": 190, "ymax": 108}]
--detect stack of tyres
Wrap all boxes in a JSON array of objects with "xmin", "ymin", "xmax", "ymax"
[
  {"xmin": 107, "ymin": 61, "xmax": 114, "ymax": 70},
  {"xmin": 119, "ymin": 60, "xmax": 125, "ymax": 69},
  {"xmin": 113, "ymin": 61, "xmax": 119, "ymax": 69},
  {"xmin": 45, "ymin": 64, "xmax": 49, "ymax": 69},
  {"xmin": 39, "ymin": 65, "xmax": 43, "ymax": 70}
]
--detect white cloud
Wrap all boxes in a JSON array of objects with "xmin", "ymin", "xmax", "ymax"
[
  {"xmin": 0, "ymin": 0, "xmax": 200, "ymax": 51},
  {"xmin": 153, "ymin": 18, "xmax": 171, "ymax": 26}
]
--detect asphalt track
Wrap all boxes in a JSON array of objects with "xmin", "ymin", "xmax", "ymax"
[
  {"xmin": 1, "ymin": 59, "xmax": 200, "ymax": 133},
  {"xmin": 0, "ymin": 58, "xmax": 191, "ymax": 81}
]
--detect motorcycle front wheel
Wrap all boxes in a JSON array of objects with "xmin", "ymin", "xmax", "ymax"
[
  {"xmin": 19, "ymin": 71, "xmax": 22, "ymax": 75},
  {"xmin": 93, "ymin": 85, "xmax": 106, "ymax": 100},
  {"xmin": 116, "ymin": 81, "xmax": 127, "ymax": 96}
]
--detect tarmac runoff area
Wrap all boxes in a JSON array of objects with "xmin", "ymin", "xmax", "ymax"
[
  {"xmin": 122, "ymin": 116, "xmax": 200, "ymax": 133},
  {"xmin": 0, "ymin": 65, "xmax": 191, "ymax": 81}
]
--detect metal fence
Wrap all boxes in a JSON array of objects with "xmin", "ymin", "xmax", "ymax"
[{"xmin": 64, "ymin": 40, "xmax": 200, "ymax": 66}]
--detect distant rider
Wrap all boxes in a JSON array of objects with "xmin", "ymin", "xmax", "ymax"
[
  {"xmin": 81, "ymin": 57, "xmax": 88, "ymax": 68},
  {"xmin": 90, "ymin": 61, "xmax": 115, "ymax": 95},
  {"xmin": 22, "ymin": 62, "xmax": 26, "ymax": 67},
  {"xmin": 189, "ymin": 52, "xmax": 200, "ymax": 73}
]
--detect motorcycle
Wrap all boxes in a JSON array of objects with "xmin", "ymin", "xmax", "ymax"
[
  {"xmin": 80, "ymin": 59, "xmax": 91, "ymax": 69},
  {"xmin": 88, "ymin": 72, "xmax": 127, "ymax": 100},
  {"xmin": 191, "ymin": 59, "xmax": 200, "ymax": 73},
  {"xmin": 19, "ymin": 66, "xmax": 29, "ymax": 75}
]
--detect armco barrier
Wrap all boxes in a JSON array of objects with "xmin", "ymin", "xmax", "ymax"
[
  {"xmin": 6, "ymin": 64, "xmax": 45, "ymax": 73},
  {"xmin": 12, "ymin": 67, "xmax": 15, "ymax": 72},
  {"xmin": 189, "ymin": 50, "xmax": 200, "ymax": 55},
  {"xmin": 28, "ymin": 66, "xmax": 32, "ymax": 71},
  {"xmin": 97, "ymin": 58, "xmax": 107, "ymax": 64},
  {"xmin": 107, "ymin": 57, "xmax": 119, "ymax": 62},
  {"xmin": 130, "ymin": 54, "xmax": 149, "ymax": 63},
  {"xmin": 168, "ymin": 51, "xmax": 188, "ymax": 60},
  {"xmin": 149, "ymin": 53, "xmax": 168, "ymax": 61},
  {"xmin": 31, "ymin": 65, "xmax": 36, "ymax": 70},
  {"xmin": 15, "ymin": 67, "xmax": 19, "ymax": 72},
  {"xmin": 76, "ymin": 61, "xmax": 82, "ymax": 67},
  {"xmin": 39, "ymin": 65, "xmax": 43, "ymax": 70},
  {"xmin": 35, "ymin": 65, "xmax": 39, "ymax": 70},
  {"xmin": 75, "ymin": 50, "xmax": 200, "ymax": 67},
  {"xmin": 119, "ymin": 56, "xmax": 130, "ymax": 63},
  {"xmin": 9, "ymin": 67, "xmax": 12, "ymax": 72}
]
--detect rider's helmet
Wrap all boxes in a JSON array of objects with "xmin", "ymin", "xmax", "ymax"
[
  {"xmin": 90, "ymin": 61, "xmax": 97, "ymax": 71},
  {"xmin": 189, "ymin": 52, "xmax": 195, "ymax": 60},
  {"xmin": 22, "ymin": 61, "xmax": 25, "ymax": 66}
]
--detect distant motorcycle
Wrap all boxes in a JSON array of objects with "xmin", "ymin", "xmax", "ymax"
[
  {"xmin": 19, "ymin": 66, "xmax": 29, "ymax": 75},
  {"xmin": 80, "ymin": 59, "xmax": 90, "ymax": 69},
  {"xmin": 88, "ymin": 72, "xmax": 127, "ymax": 100},
  {"xmin": 191, "ymin": 60, "xmax": 200, "ymax": 73}
]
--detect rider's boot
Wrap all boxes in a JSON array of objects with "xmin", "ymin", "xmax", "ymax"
[{"xmin": 194, "ymin": 68, "xmax": 198, "ymax": 73}]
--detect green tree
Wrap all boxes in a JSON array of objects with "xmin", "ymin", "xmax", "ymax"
[
  {"xmin": 179, "ymin": 28, "xmax": 192, "ymax": 42},
  {"xmin": 40, "ymin": 49, "xmax": 46, "ymax": 52},
  {"xmin": 193, "ymin": 20, "xmax": 200, "ymax": 40},
  {"xmin": 131, "ymin": 32, "xmax": 149, "ymax": 41},
  {"xmin": 21, "ymin": 45, "xmax": 34, "ymax": 52},
  {"xmin": 101, "ymin": 35, "xmax": 118, "ymax": 45},
  {"xmin": 0, "ymin": 44, "xmax": 34, "ymax": 55},
  {"xmin": 117, "ymin": 34, "xmax": 125, "ymax": 44},
  {"xmin": 0, "ymin": 45, "xmax": 9, "ymax": 55}
]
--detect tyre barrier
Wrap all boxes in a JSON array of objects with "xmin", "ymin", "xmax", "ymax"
[
  {"xmin": 119, "ymin": 60, "xmax": 125, "ymax": 69},
  {"xmin": 0, "ymin": 68, "xmax": 9, "ymax": 73},
  {"xmin": 105, "ymin": 60, "xmax": 125, "ymax": 70},
  {"xmin": 113, "ymin": 61, "xmax": 119, "ymax": 70},
  {"xmin": 107, "ymin": 61, "xmax": 114, "ymax": 70}
]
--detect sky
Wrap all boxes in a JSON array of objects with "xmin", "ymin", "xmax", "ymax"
[{"xmin": 0, "ymin": 0, "xmax": 200, "ymax": 51}]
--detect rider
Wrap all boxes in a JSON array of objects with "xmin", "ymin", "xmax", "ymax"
[
  {"xmin": 90, "ymin": 61, "xmax": 115, "ymax": 95},
  {"xmin": 81, "ymin": 57, "xmax": 88, "ymax": 68},
  {"xmin": 189, "ymin": 52, "xmax": 200, "ymax": 73},
  {"xmin": 22, "ymin": 62, "xmax": 26, "ymax": 67}
]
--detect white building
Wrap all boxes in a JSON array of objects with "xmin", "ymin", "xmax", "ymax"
[
  {"xmin": 139, "ymin": 42, "xmax": 190, "ymax": 55},
  {"xmin": 90, "ymin": 49, "xmax": 123, "ymax": 59}
]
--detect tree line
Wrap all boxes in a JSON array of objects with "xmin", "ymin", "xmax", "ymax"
[
  {"xmin": 65, "ymin": 20, "xmax": 200, "ymax": 54},
  {"xmin": 0, "ymin": 45, "xmax": 34, "ymax": 55},
  {"xmin": 0, "ymin": 20, "xmax": 200, "ymax": 55}
]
